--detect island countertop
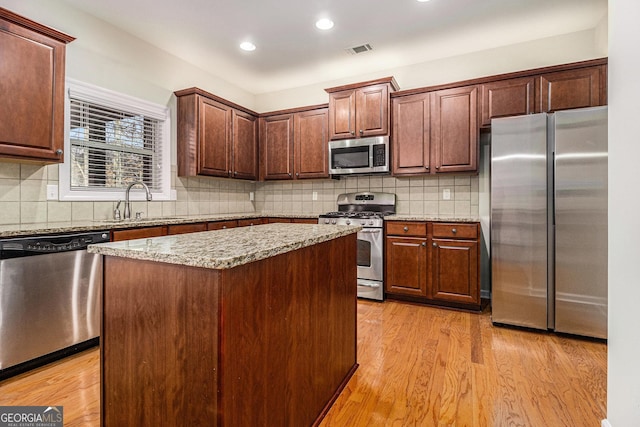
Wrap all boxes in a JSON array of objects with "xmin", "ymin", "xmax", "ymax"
[{"xmin": 88, "ymin": 223, "xmax": 361, "ymax": 270}]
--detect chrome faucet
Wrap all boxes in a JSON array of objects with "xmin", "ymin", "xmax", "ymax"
[{"xmin": 123, "ymin": 181, "xmax": 152, "ymax": 220}]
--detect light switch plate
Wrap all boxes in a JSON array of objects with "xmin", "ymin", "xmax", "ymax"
[
  {"xmin": 249, "ymin": 191, "xmax": 255, "ymax": 201},
  {"xmin": 312, "ymin": 191, "xmax": 318, "ymax": 201},
  {"xmin": 46, "ymin": 184, "xmax": 58, "ymax": 200},
  {"xmin": 442, "ymin": 188, "xmax": 451, "ymax": 200}
]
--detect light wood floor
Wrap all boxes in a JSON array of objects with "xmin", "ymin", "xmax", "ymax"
[{"xmin": 0, "ymin": 300, "xmax": 606, "ymax": 426}]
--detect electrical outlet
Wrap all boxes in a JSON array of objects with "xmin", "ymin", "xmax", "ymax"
[
  {"xmin": 249, "ymin": 191, "xmax": 255, "ymax": 201},
  {"xmin": 312, "ymin": 191, "xmax": 318, "ymax": 201},
  {"xmin": 46, "ymin": 184, "xmax": 58, "ymax": 200},
  {"xmin": 442, "ymin": 188, "xmax": 451, "ymax": 200}
]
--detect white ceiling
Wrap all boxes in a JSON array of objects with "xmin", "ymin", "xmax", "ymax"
[{"xmin": 60, "ymin": 0, "xmax": 607, "ymax": 94}]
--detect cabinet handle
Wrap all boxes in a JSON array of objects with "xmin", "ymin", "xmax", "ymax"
[
  {"xmin": 234, "ymin": 171, "xmax": 237, "ymax": 176},
  {"xmin": 350, "ymin": 130, "xmax": 355, "ymax": 136},
  {"xmin": 222, "ymin": 226, "xmax": 227, "ymax": 229},
  {"xmin": 452, "ymin": 228, "xmax": 457, "ymax": 234},
  {"xmin": 403, "ymin": 226, "xmax": 409, "ymax": 232},
  {"xmin": 421, "ymin": 242, "xmax": 426, "ymax": 247},
  {"xmin": 55, "ymin": 149, "xmax": 63, "ymax": 155},
  {"xmin": 433, "ymin": 242, "xmax": 438, "ymax": 247},
  {"xmin": 288, "ymin": 173, "xmax": 292, "ymax": 177},
  {"xmin": 296, "ymin": 172, "xmax": 299, "ymax": 177},
  {"xmin": 359, "ymin": 129, "xmax": 363, "ymax": 135},
  {"xmin": 435, "ymin": 166, "xmax": 440, "ymax": 170}
]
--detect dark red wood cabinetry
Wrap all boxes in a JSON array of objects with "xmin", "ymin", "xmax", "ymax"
[
  {"xmin": 175, "ymin": 88, "xmax": 258, "ymax": 180},
  {"xmin": 326, "ymin": 77, "xmax": 398, "ymax": 140},
  {"xmin": 260, "ymin": 106, "xmax": 328, "ymax": 180},
  {"xmin": 385, "ymin": 221, "xmax": 481, "ymax": 310},
  {"xmin": 0, "ymin": 8, "xmax": 74, "ymax": 163}
]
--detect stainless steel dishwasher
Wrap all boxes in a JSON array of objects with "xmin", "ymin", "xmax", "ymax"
[{"xmin": 0, "ymin": 230, "xmax": 109, "ymax": 379}]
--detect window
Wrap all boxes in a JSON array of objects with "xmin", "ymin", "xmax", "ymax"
[{"xmin": 60, "ymin": 79, "xmax": 171, "ymax": 201}]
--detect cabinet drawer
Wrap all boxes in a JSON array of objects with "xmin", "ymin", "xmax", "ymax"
[
  {"xmin": 238, "ymin": 218, "xmax": 264, "ymax": 227},
  {"xmin": 386, "ymin": 222, "xmax": 427, "ymax": 237},
  {"xmin": 167, "ymin": 222, "xmax": 207, "ymax": 235},
  {"xmin": 207, "ymin": 220, "xmax": 238, "ymax": 230},
  {"xmin": 432, "ymin": 223, "xmax": 478, "ymax": 239}
]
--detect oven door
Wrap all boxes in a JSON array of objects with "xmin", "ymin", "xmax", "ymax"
[{"xmin": 357, "ymin": 228, "xmax": 383, "ymax": 282}]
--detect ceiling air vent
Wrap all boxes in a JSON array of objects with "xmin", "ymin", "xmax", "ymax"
[{"xmin": 345, "ymin": 43, "xmax": 373, "ymax": 55}]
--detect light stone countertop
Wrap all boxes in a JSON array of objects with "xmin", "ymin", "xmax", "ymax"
[
  {"xmin": 385, "ymin": 214, "xmax": 480, "ymax": 223},
  {"xmin": 87, "ymin": 223, "xmax": 361, "ymax": 270},
  {"xmin": 0, "ymin": 212, "xmax": 318, "ymax": 238}
]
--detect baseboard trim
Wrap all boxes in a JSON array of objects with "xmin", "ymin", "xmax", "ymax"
[{"xmin": 602, "ymin": 419, "xmax": 612, "ymax": 427}]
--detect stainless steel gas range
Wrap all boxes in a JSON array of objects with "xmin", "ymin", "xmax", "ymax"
[{"xmin": 318, "ymin": 192, "xmax": 396, "ymax": 301}]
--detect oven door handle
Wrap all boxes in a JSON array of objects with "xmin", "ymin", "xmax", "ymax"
[{"xmin": 359, "ymin": 229, "xmax": 381, "ymax": 234}]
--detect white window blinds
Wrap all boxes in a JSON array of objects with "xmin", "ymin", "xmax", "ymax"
[{"xmin": 61, "ymin": 79, "xmax": 171, "ymax": 201}]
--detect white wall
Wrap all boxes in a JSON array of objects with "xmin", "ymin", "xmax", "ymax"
[{"xmin": 606, "ymin": 0, "xmax": 640, "ymax": 425}]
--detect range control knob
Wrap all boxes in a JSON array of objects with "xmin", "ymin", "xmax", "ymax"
[
  {"xmin": 324, "ymin": 219, "xmax": 330, "ymax": 224},
  {"xmin": 369, "ymin": 220, "xmax": 374, "ymax": 226},
  {"xmin": 360, "ymin": 221, "xmax": 366, "ymax": 226},
  {"xmin": 346, "ymin": 220, "xmax": 351, "ymax": 225},
  {"xmin": 331, "ymin": 220, "xmax": 337, "ymax": 225}
]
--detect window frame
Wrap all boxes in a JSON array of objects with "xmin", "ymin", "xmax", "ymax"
[{"xmin": 59, "ymin": 79, "xmax": 172, "ymax": 201}]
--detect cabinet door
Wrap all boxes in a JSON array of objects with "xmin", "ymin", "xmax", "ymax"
[
  {"xmin": 328, "ymin": 90, "xmax": 356, "ymax": 140},
  {"xmin": 167, "ymin": 222, "xmax": 207, "ymax": 235},
  {"xmin": 199, "ymin": 97, "xmax": 231, "ymax": 177},
  {"xmin": 431, "ymin": 85, "xmax": 478, "ymax": 173},
  {"xmin": 232, "ymin": 110, "xmax": 258, "ymax": 180},
  {"xmin": 294, "ymin": 108, "xmax": 329, "ymax": 179},
  {"xmin": 430, "ymin": 239, "xmax": 479, "ymax": 305},
  {"xmin": 480, "ymin": 76, "xmax": 535, "ymax": 126},
  {"xmin": 385, "ymin": 236, "xmax": 428, "ymax": 297},
  {"xmin": 537, "ymin": 66, "xmax": 604, "ymax": 113},
  {"xmin": 111, "ymin": 226, "xmax": 167, "ymax": 242},
  {"xmin": 392, "ymin": 93, "xmax": 431, "ymax": 176},
  {"xmin": 0, "ymin": 14, "xmax": 70, "ymax": 163},
  {"xmin": 356, "ymin": 84, "xmax": 389, "ymax": 138},
  {"xmin": 207, "ymin": 220, "xmax": 238, "ymax": 230},
  {"xmin": 260, "ymin": 114, "xmax": 294, "ymax": 180}
]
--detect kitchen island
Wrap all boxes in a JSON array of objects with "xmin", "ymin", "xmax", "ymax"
[{"xmin": 88, "ymin": 223, "xmax": 360, "ymax": 426}]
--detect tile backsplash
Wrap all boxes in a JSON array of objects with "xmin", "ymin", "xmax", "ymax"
[{"xmin": 0, "ymin": 162, "xmax": 479, "ymax": 224}]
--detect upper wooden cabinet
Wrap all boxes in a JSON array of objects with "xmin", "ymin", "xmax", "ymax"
[
  {"xmin": 478, "ymin": 60, "xmax": 607, "ymax": 126},
  {"xmin": 480, "ymin": 76, "xmax": 535, "ymax": 127},
  {"xmin": 392, "ymin": 93, "xmax": 431, "ymax": 175},
  {"xmin": 431, "ymin": 85, "xmax": 478, "ymax": 174},
  {"xmin": 0, "ymin": 8, "xmax": 74, "ymax": 163},
  {"xmin": 392, "ymin": 86, "xmax": 478, "ymax": 176},
  {"xmin": 325, "ymin": 77, "xmax": 398, "ymax": 140},
  {"xmin": 260, "ymin": 106, "xmax": 328, "ymax": 180},
  {"xmin": 537, "ymin": 65, "xmax": 606, "ymax": 113},
  {"xmin": 175, "ymin": 88, "xmax": 258, "ymax": 180}
]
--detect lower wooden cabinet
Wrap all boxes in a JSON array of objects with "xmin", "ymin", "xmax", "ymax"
[
  {"xmin": 385, "ymin": 221, "xmax": 481, "ymax": 309},
  {"xmin": 111, "ymin": 226, "xmax": 167, "ymax": 242},
  {"xmin": 167, "ymin": 222, "xmax": 207, "ymax": 235}
]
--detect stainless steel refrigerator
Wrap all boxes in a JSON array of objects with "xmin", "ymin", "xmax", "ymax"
[{"xmin": 490, "ymin": 106, "xmax": 607, "ymax": 339}]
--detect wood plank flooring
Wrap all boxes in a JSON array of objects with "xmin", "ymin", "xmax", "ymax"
[{"xmin": 0, "ymin": 300, "xmax": 606, "ymax": 426}]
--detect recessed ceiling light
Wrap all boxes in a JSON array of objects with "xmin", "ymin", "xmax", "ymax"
[
  {"xmin": 315, "ymin": 18, "xmax": 334, "ymax": 30},
  {"xmin": 240, "ymin": 41, "xmax": 256, "ymax": 51},
  {"xmin": 416, "ymin": 0, "xmax": 431, "ymax": 2}
]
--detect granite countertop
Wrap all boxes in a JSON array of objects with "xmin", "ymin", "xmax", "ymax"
[
  {"xmin": 87, "ymin": 223, "xmax": 361, "ymax": 270},
  {"xmin": 385, "ymin": 215, "xmax": 481, "ymax": 223},
  {"xmin": 0, "ymin": 212, "xmax": 318, "ymax": 238}
]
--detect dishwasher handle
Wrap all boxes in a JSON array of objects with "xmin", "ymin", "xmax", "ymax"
[{"xmin": 0, "ymin": 231, "xmax": 110, "ymax": 259}]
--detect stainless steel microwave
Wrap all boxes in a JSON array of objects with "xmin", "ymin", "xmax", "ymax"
[{"xmin": 328, "ymin": 136, "xmax": 390, "ymax": 175}]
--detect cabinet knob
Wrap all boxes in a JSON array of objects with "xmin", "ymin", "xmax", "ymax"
[
  {"xmin": 359, "ymin": 129, "xmax": 363, "ymax": 135},
  {"xmin": 452, "ymin": 228, "xmax": 457, "ymax": 234},
  {"xmin": 296, "ymin": 172, "xmax": 299, "ymax": 177},
  {"xmin": 350, "ymin": 130, "xmax": 355, "ymax": 136},
  {"xmin": 435, "ymin": 166, "xmax": 440, "ymax": 170},
  {"xmin": 288, "ymin": 173, "xmax": 292, "ymax": 177},
  {"xmin": 433, "ymin": 242, "xmax": 438, "ymax": 247},
  {"xmin": 421, "ymin": 242, "xmax": 426, "ymax": 247},
  {"xmin": 222, "ymin": 226, "xmax": 227, "ymax": 229},
  {"xmin": 234, "ymin": 171, "xmax": 237, "ymax": 176},
  {"xmin": 403, "ymin": 226, "xmax": 409, "ymax": 232},
  {"xmin": 56, "ymin": 149, "xmax": 63, "ymax": 155}
]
